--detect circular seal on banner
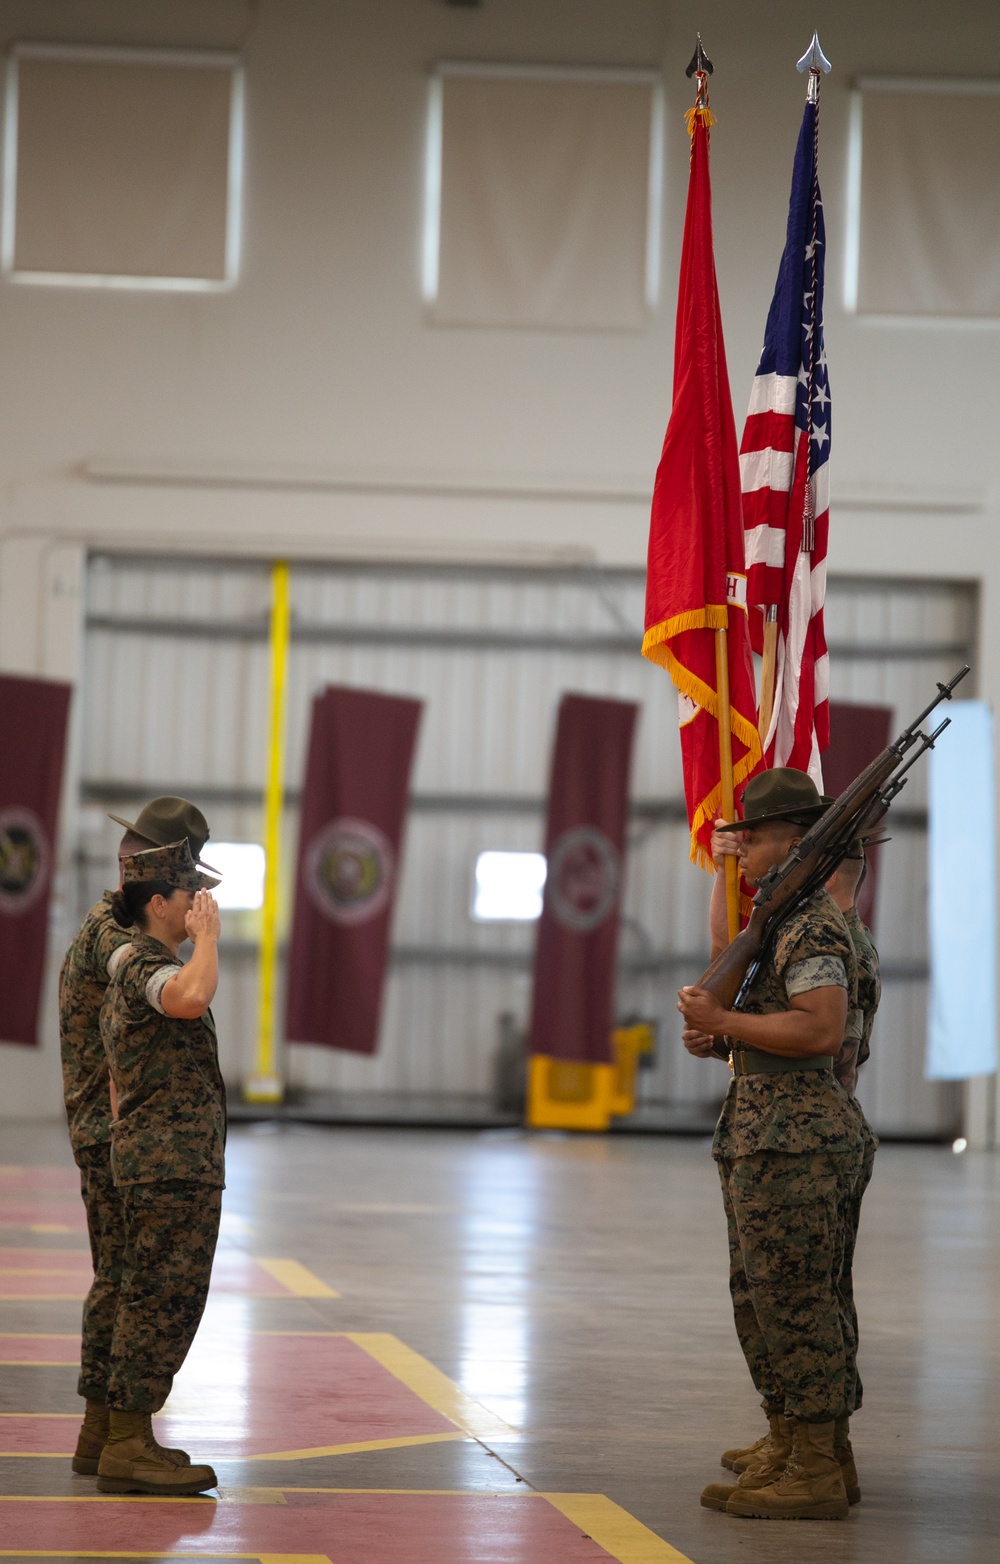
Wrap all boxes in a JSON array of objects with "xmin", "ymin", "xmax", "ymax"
[
  {"xmin": 547, "ymin": 825, "xmax": 620, "ymax": 933},
  {"xmin": 0, "ymin": 806, "xmax": 50, "ymax": 916},
  {"xmin": 305, "ymin": 817, "xmax": 395, "ymax": 926}
]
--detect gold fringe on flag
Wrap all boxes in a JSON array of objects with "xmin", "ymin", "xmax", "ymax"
[{"xmin": 684, "ymin": 103, "xmax": 717, "ymax": 137}]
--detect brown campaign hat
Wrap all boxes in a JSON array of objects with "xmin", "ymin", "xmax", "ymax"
[
  {"xmin": 121, "ymin": 839, "xmax": 220, "ymax": 893},
  {"xmin": 108, "ymin": 796, "xmax": 214, "ymax": 865},
  {"xmin": 717, "ymin": 767, "xmax": 833, "ymax": 832}
]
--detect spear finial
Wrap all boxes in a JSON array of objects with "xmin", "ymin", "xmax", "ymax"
[
  {"xmin": 686, "ymin": 34, "xmax": 714, "ymax": 78},
  {"xmin": 797, "ymin": 31, "xmax": 831, "ymax": 103},
  {"xmin": 796, "ymin": 31, "xmax": 831, "ymax": 77}
]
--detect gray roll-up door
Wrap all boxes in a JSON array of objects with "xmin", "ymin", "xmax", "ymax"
[{"xmin": 78, "ymin": 553, "xmax": 971, "ymax": 1136}]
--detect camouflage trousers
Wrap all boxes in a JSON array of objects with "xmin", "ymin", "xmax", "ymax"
[
  {"xmin": 718, "ymin": 1144, "xmax": 864, "ymax": 1423},
  {"xmin": 106, "ymin": 1180, "xmax": 222, "ymax": 1413},
  {"xmin": 75, "ymin": 1143, "xmax": 126, "ymax": 1402},
  {"xmin": 836, "ymin": 1115, "xmax": 878, "ymax": 1413}
]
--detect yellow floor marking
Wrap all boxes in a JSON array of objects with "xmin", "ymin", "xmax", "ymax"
[
  {"xmin": 1, "ymin": 1412, "xmax": 80, "ymax": 1417},
  {"xmin": 29, "ymin": 1224, "xmax": 73, "ymax": 1234},
  {"xmin": 0, "ymin": 1360, "xmax": 78, "ymax": 1366},
  {"xmin": 0, "ymin": 1294, "xmax": 81, "ymax": 1302},
  {"xmin": 0, "ymin": 1268, "xmax": 86, "ymax": 1275},
  {"xmin": 219, "ymin": 1487, "xmax": 288, "ymax": 1504},
  {"xmin": 348, "ymin": 1332, "xmax": 518, "ymax": 1442},
  {"xmin": 542, "ymin": 1495, "xmax": 695, "ymax": 1564},
  {"xmin": 247, "ymin": 1430, "xmax": 465, "ymax": 1461},
  {"xmin": 254, "ymin": 1258, "xmax": 339, "ymax": 1298}
]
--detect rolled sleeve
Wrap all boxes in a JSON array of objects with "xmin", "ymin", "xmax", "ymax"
[
  {"xmin": 785, "ymin": 955, "xmax": 848, "ymax": 996},
  {"xmin": 145, "ymin": 965, "xmax": 181, "ymax": 1014}
]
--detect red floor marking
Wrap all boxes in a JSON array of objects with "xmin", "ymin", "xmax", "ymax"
[
  {"xmin": 0, "ymin": 1494, "xmax": 618, "ymax": 1563},
  {"xmin": 0, "ymin": 1249, "xmax": 305, "ymax": 1300},
  {"xmin": 0, "ymin": 1335, "xmax": 79, "ymax": 1364},
  {"xmin": 0, "ymin": 1249, "xmax": 90, "ymax": 1296},
  {"xmin": 0, "ymin": 1168, "xmax": 80, "ymax": 1191},
  {"xmin": 0, "ymin": 1200, "xmax": 88, "ymax": 1231},
  {"xmin": 1, "ymin": 1336, "xmax": 457, "ymax": 1459}
]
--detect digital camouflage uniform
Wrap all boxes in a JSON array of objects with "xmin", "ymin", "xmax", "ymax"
[
  {"xmin": 58, "ymin": 894, "xmax": 133, "ymax": 1402},
  {"xmin": 100, "ymin": 934, "xmax": 226, "ymax": 1413},
  {"xmin": 713, "ymin": 887, "xmax": 864, "ymax": 1423},
  {"xmin": 834, "ymin": 906, "xmax": 881, "ymax": 1414}
]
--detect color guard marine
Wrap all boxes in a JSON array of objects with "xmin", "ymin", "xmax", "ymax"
[{"xmin": 678, "ymin": 768, "xmax": 866, "ymax": 1521}]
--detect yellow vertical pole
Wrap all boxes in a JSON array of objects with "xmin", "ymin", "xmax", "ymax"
[
  {"xmin": 244, "ymin": 560, "xmax": 291, "ymax": 1104},
  {"xmin": 715, "ymin": 627, "xmax": 741, "ymax": 942}
]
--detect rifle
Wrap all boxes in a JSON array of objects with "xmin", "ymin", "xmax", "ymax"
[{"xmin": 697, "ymin": 665, "xmax": 970, "ymax": 1022}]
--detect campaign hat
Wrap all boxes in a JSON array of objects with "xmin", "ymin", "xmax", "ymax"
[
  {"xmin": 717, "ymin": 767, "xmax": 833, "ymax": 832},
  {"xmin": 121, "ymin": 839, "xmax": 221, "ymax": 893},
  {"xmin": 108, "ymin": 796, "xmax": 211, "ymax": 859}
]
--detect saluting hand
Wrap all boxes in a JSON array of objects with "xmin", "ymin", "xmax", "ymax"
[
  {"xmin": 185, "ymin": 890, "xmax": 221, "ymax": 945},
  {"xmin": 711, "ymin": 817, "xmax": 739, "ymax": 868}
]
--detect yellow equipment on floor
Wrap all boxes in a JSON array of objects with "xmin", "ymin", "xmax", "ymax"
[{"xmin": 526, "ymin": 1023, "xmax": 655, "ymax": 1131}]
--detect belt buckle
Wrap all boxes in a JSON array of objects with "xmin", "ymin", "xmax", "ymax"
[{"xmin": 730, "ymin": 1049, "xmax": 745, "ymax": 1076}]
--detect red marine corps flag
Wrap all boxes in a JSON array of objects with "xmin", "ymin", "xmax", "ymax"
[{"xmin": 642, "ymin": 64, "xmax": 761, "ymax": 928}]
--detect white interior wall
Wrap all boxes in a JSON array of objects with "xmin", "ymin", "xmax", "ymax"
[{"xmin": 0, "ymin": 0, "xmax": 997, "ymax": 1139}]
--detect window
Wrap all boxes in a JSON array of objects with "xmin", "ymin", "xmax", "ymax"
[
  {"xmin": 472, "ymin": 851, "xmax": 547, "ymax": 922},
  {"xmin": 3, "ymin": 44, "xmax": 244, "ymax": 290},
  {"xmin": 424, "ymin": 63, "xmax": 664, "ymax": 329},
  {"xmin": 205, "ymin": 842, "xmax": 265, "ymax": 911},
  {"xmin": 846, "ymin": 77, "xmax": 1000, "ymax": 318}
]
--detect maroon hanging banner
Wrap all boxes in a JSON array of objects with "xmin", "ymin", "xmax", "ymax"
[
  {"xmin": 0, "ymin": 674, "xmax": 72, "ymax": 1046},
  {"xmin": 285, "ymin": 685, "xmax": 423, "ymax": 1054},
  {"xmin": 529, "ymin": 693, "xmax": 639, "ymax": 1065},
  {"xmin": 826, "ymin": 701, "xmax": 893, "ymax": 930}
]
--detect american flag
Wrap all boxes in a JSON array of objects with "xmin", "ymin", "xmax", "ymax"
[{"xmin": 739, "ymin": 97, "xmax": 830, "ymax": 785}]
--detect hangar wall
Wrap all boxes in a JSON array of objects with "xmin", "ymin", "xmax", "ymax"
[
  {"xmin": 72, "ymin": 554, "xmax": 970, "ymax": 1139},
  {"xmin": 0, "ymin": 0, "xmax": 997, "ymax": 1139}
]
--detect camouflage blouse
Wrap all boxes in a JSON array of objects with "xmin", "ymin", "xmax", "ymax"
[
  {"xmin": 712, "ymin": 887, "xmax": 862, "ymax": 1160},
  {"xmin": 100, "ymin": 934, "xmax": 226, "ymax": 1188},
  {"xmin": 845, "ymin": 906, "xmax": 880, "ymax": 1070},
  {"xmin": 58, "ymin": 893, "xmax": 133, "ymax": 1155}
]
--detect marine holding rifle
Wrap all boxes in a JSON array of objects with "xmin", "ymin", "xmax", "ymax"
[
  {"xmin": 678, "ymin": 767, "xmax": 865, "ymax": 1522},
  {"xmin": 674, "ymin": 667, "xmax": 964, "ymax": 1522}
]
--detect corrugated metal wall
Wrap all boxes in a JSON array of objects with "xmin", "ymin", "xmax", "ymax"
[{"xmin": 78, "ymin": 553, "xmax": 973, "ymax": 1135}]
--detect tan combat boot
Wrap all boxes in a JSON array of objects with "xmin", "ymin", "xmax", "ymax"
[
  {"xmin": 73, "ymin": 1399, "xmax": 190, "ymax": 1475},
  {"xmin": 726, "ymin": 1418, "xmax": 849, "ymax": 1520},
  {"xmin": 720, "ymin": 1412, "xmax": 785, "ymax": 1473},
  {"xmin": 72, "ymin": 1399, "xmax": 110, "ymax": 1475},
  {"xmin": 835, "ymin": 1413, "xmax": 861, "ymax": 1505},
  {"xmin": 702, "ymin": 1416, "xmax": 792, "ymax": 1511},
  {"xmin": 96, "ymin": 1410, "xmax": 216, "ymax": 1496}
]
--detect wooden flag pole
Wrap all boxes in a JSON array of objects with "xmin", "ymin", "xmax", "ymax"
[
  {"xmin": 715, "ymin": 626, "xmax": 741, "ymax": 940},
  {"xmin": 759, "ymin": 605, "xmax": 779, "ymax": 745}
]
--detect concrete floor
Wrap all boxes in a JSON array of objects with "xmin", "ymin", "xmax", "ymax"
[{"xmin": 0, "ymin": 1120, "xmax": 997, "ymax": 1563}]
